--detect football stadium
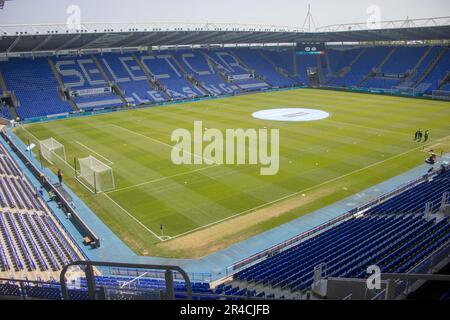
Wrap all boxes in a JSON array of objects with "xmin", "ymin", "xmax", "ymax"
[{"xmin": 0, "ymin": 0, "xmax": 449, "ymax": 305}]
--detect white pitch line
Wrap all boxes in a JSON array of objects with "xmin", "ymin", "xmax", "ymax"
[
  {"xmin": 102, "ymin": 192, "xmax": 167, "ymax": 241},
  {"xmin": 327, "ymin": 119, "xmax": 412, "ymax": 138},
  {"xmin": 168, "ymin": 142, "xmax": 433, "ymax": 240},
  {"xmin": 20, "ymin": 126, "xmax": 40, "ymax": 143},
  {"xmin": 74, "ymin": 140, "xmax": 114, "ymax": 165},
  {"xmin": 107, "ymin": 163, "xmax": 221, "ymax": 194},
  {"xmin": 108, "ymin": 123, "xmax": 218, "ymax": 165}
]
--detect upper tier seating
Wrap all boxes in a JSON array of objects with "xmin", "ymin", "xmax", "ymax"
[
  {"xmin": 0, "ymin": 275, "xmax": 216, "ymax": 300},
  {"xmin": 326, "ymin": 48, "xmax": 364, "ymax": 80},
  {"xmin": 366, "ymin": 170, "xmax": 450, "ymax": 215},
  {"xmin": 420, "ymin": 48, "xmax": 450, "ymax": 94},
  {"xmin": 0, "ymin": 106, "xmax": 11, "ymax": 119},
  {"xmin": 277, "ymin": 49, "xmax": 319, "ymax": 84},
  {"xmin": 330, "ymin": 47, "xmax": 392, "ymax": 87},
  {"xmin": 233, "ymin": 48, "xmax": 296, "ymax": 87},
  {"xmin": 234, "ymin": 169, "xmax": 450, "ymax": 292},
  {"xmin": 360, "ymin": 46, "xmax": 437, "ymax": 89},
  {"xmin": 381, "ymin": 46, "xmax": 429, "ymax": 74},
  {"xmin": 0, "ymin": 46, "xmax": 448, "ymax": 120},
  {"xmin": 138, "ymin": 53, "xmax": 206, "ymax": 100},
  {"xmin": 53, "ymin": 57, "xmax": 123, "ymax": 110},
  {"xmin": 0, "ymin": 58, "xmax": 73, "ymax": 119},
  {"xmin": 406, "ymin": 46, "xmax": 442, "ymax": 86},
  {"xmin": 172, "ymin": 50, "xmax": 240, "ymax": 95},
  {"xmin": 0, "ymin": 143, "xmax": 82, "ymax": 279},
  {"xmin": 99, "ymin": 53, "xmax": 167, "ymax": 104},
  {"xmin": 202, "ymin": 51, "xmax": 269, "ymax": 90}
]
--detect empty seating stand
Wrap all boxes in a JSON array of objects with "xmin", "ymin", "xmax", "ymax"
[
  {"xmin": 233, "ymin": 169, "xmax": 450, "ymax": 293},
  {"xmin": 0, "ymin": 58, "xmax": 73, "ymax": 119},
  {"xmin": 0, "ymin": 142, "xmax": 82, "ymax": 281},
  {"xmin": 0, "ymin": 45, "xmax": 448, "ymax": 121}
]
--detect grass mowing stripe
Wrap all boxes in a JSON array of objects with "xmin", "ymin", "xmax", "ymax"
[
  {"xmin": 108, "ymin": 164, "xmax": 221, "ymax": 193},
  {"xmin": 168, "ymin": 139, "xmax": 440, "ymax": 240},
  {"xmin": 327, "ymin": 119, "xmax": 413, "ymax": 138},
  {"xmin": 74, "ymin": 140, "xmax": 114, "ymax": 165},
  {"xmin": 102, "ymin": 192, "xmax": 165, "ymax": 241},
  {"xmin": 107, "ymin": 122, "xmax": 219, "ymax": 165},
  {"xmin": 15, "ymin": 88, "xmax": 450, "ymax": 257}
]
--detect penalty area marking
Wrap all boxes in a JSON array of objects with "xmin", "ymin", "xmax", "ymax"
[
  {"xmin": 107, "ymin": 163, "xmax": 221, "ymax": 194},
  {"xmin": 103, "ymin": 135, "xmax": 449, "ymax": 243},
  {"xmin": 168, "ymin": 141, "xmax": 438, "ymax": 240},
  {"xmin": 74, "ymin": 140, "xmax": 114, "ymax": 165},
  {"xmin": 102, "ymin": 192, "xmax": 169, "ymax": 242},
  {"xmin": 107, "ymin": 123, "xmax": 219, "ymax": 165}
]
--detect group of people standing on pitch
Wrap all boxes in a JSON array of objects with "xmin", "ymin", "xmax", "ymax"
[{"xmin": 414, "ymin": 129, "xmax": 429, "ymax": 142}]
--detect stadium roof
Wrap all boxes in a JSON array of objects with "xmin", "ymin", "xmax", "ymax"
[{"xmin": 0, "ymin": 17, "xmax": 449, "ymax": 55}]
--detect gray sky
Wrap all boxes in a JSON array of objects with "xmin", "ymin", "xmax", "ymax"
[{"xmin": 0, "ymin": 0, "xmax": 449, "ymax": 27}]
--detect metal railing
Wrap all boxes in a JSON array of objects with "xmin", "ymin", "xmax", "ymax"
[
  {"xmin": 0, "ymin": 129, "xmax": 100, "ymax": 248},
  {"xmin": 225, "ymin": 166, "xmax": 448, "ymax": 276},
  {"xmin": 317, "ymin": 16, "xmax": 450, "ymax": 32},
  {"xmin": 0, "ymin": 22, "xmax": 305, "ymax": 36},
  {"xmin": 60, "ymin": 261, "xmax": 193, "ymax": 300},
  {"xmin": 390, "ymin": 240, "xmax": 450, "ymax": 299}
]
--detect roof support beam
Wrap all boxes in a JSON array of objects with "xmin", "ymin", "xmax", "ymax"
[
  {"xmin": 56, "ymin": 34, "xmax": 82, "ymax": 51},
  {"xmin": 108, "ymin": 32, "xmax": 139, "ymax": 48},
  {"xmin": 79, "ymin": 34, "xmax": 110, "ymax": 49},
  {"xmin": 123, "ymin": 32, "xmax": 159, "ymax": 47},
  {"xmin": 6, "ymin": 36, "xmax": 20, "ymax": 53},
  {"xmin": 31, "ymin": 35, "xmax": 53, "ymax": 52}
]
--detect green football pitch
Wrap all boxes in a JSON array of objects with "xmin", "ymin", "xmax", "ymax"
[{"xmin": 14, "ymin": 89, "xmax": 450, "ymax": 258}]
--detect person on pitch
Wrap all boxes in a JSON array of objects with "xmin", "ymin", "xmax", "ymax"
[
  {"xmin": 414, "ymin": 129, "xmax": 420, "ymax": 141},
  {"xmin": 423, "ymin": 130, "xmax": 429, "ymax": 143},
  {"xmin": 417, "ymin": 129, "xmax": 423, "ymax": 142},
  {"xmin": 57, "ymin": 169, "xmax": 63, "ymax": 185}
]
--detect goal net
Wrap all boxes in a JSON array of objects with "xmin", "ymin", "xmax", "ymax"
[
  {"xmin": 432, "ymin": 90, "xmax": 450, "ymax": 101},
  {"xmin": 78, "ymin": 156, "xmax": 115, "ymax": 193},
  {"xmin": 39, "ymin": 138, "xmax": 66, "ymax": 165}
]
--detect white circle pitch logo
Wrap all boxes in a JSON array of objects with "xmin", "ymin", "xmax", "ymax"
[{"xmin": 252, "ymin": 108, "xmax": 330, "ymax": 122}]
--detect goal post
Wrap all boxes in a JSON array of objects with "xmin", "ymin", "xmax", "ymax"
[
  {"xmin": 39, "ymin": 138, "xmax": 67, "ymax": 165},
  {"xmin": 432, "ymin": 90, "xmax": 450, "ymax": 101},
  {"xmin": 78, "ymin": 156, "xmax": 115, "ymax": 193}
]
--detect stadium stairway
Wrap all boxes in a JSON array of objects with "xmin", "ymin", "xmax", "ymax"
[
  {"xmin": 200, "ymin": 50, "xmax": 268, "ymax": 92},
  {"xmin": 132, "ymin": 53, "xmax": 171, "ymax": 100},
  {"xmin": 400, "ymin": 47, "xmax": 440, "ymax": 89},
  {"xmin": 338, "ymin": 47, "xmax": 368, "ymax": 78},
  {"xmin": 172, "ymin": 50, "xmax": 240, "ymax": 95},
  {"xmin": 358, "ymin": 47, "xmax": 397, "ymax": 87},
  {"xmin": 47, "ymin": 58, "xmax": 79, "ymax": 112},
  {"xmin": 91, "ymin": 55, "xmax": 128, "ymax": 104},
  {"xmin": 0, "ymin": 70, "xmax": 8, "ymax": 94},
  {"xmin": 228, "ymin": 50, "xmax": 270, "ymax": 86},
  {"xmin": 413, "ymin": 45, "xmax": 449, "ymax": 89},
  {"xmin": 378, "ymin": 47, "xmax": 398, "ymax": 70},
  {"xmin": 169, "ymin": 53, "xmax": 210, "ymax": 96},
  {"xmin": 233, "ymin": 49, "xmax": 294, "ymax": 87},
  {"xmin": 138, "ymin": 52, "xmax": 205, "ymax": 100},
  {"xmin": 395, "ymin": 46, "xmax": 434, "ymax": 88},
  {"xmin": 0, "ymin": 71, "xmax": 19, "ymax": 120},
  {"xmin": 200, "ymin": 51, "xmax": 234, "ymax": 84},
  {"xmin": 0, "ymin": 142, "xmax": 84, "ymax": 282},
  {"xmin": 323, "ymin": 48, "xmax": 360, "ymax": 84},
  {"xmin": 420, "ymin": 48, "xmax": 450, "ymax": 94},
  {"xmin": 220, "ymin": 169, "xmax": 450, "ymax": 296},
  {"xmin": 258, "ymin": 50, "xmax": 296, "ymax": 82},
  {"xmin": 324, "ymin": 52, "xmax": 332, "ymax": 79}
]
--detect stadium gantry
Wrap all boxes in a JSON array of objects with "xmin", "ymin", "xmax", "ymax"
[{"xmin": 0, "ymin": 16, "xmax": 449, "ymax": 301}]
